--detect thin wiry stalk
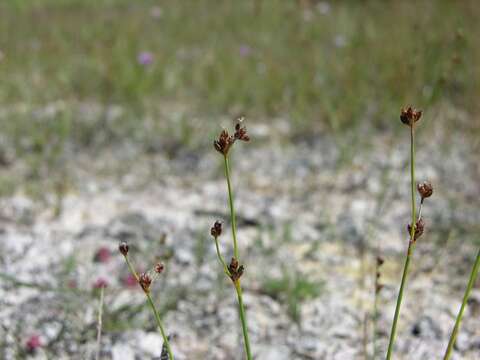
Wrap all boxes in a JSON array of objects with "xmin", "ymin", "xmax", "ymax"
[
  {"xmin": 224, "ymin": 155, "xmax": 239, "ymax": 259},
  {"xmin": 223, "ymin": 154, "xmax": 252, "ymax": 360},
  {"xmin": 214, "ymin": 235, "xmax": 231, "ymax": 277},
  {"xmin": 95, "ymin": 286, "xmax": 105, "ymax": 360},
  {"xmin": 123, "ymin": 255, "xmax": 174, "ymax": 360},
  {"xmin": 443, "ymin": 248, "xmax": 480, "ymax": 360},
  {"xmin": 373, "ymin": 271, "xmax": 380, "ymax": 359},
  {"xmin": 234, "ymin": 281, "xmax": 252, "ymax": 360},
  {"xmin": 386, "ymin": 125, "xmax": 417, "ymax": 360}
]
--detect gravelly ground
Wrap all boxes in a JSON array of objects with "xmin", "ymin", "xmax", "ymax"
[{"xmin": 1, "ymin": 121, "xmax": 479, "ymax": 359}]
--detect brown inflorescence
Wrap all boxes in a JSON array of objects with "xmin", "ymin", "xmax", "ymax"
[
  {"xmin": 154, "ymin": 263, "xmax": 165, "ymax": 274},
  {"xmin": 400, "ymin": 106, "xmax": 422, "ymax": 126},
  {"xmin": 234, "ymin": 118, "xmax": 250, "ymax": 142},
  {"xmin": 211, "ymin": 220, "xmax": 223, "ymax": 238},
  {"xmin": 228, "ymin": 257, "xmax": 245, "ymax": 282},
  {"xmin": 407, "ymin": 218, "xmax": 425, "ymax": 242},
  {"xmin": 214, "ymin": 118, "xmax": 250, "ymax": 155},
  {"xmin": 139, "ymin": 272, "xmax": 152, "ymax": 293},
  {"xmin": 417, "ymin": 181, "xmax": 433, "ymax": 200},
  {"xmin": 119, "ymin": 242, "xmax": 129, "ymax": 256}
]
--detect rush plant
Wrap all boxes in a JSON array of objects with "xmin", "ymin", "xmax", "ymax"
[
  {"xmin": 385, "ymin": 107, "xmax": 433, "ymax": 359},
  {"xmin": 119, "ymin": 243, "xmax": 174, "ymax": 360},
  {"xmin": 211, "ymin": 118, "xmax": 252, "ymax": 360}
]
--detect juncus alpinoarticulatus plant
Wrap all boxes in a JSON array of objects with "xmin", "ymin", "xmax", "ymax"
[
  {"xmin": 119, "ymin": 242, "xmax": 174, "ymax": 360},
  {"xmin": 385, "ymin": 107, "xmax": 434, "ymax": 359},
  {"xmin": 212, "ymin": 117, "xmax": 252, "ymax": 360}
]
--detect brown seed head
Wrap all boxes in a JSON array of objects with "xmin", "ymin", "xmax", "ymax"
[
  {"xmin": 228, "ymin": 257, "xmax": 245, "ymax": 282},
  {"xmin": 214, "ymin": 129, "xmax": 234, "ymax": 155},
  {"xmin": 139, "ymin": 272, "xmax": 152, "ymax": 292},
  {"xmin": 400, "ymin": 106, "xmax": 422, "ymax": 126},
  {"xmin": 234, "ymin": 117, "xmax": 250, "ymax": 142},
  {"xmin": 407, "ymin": 218, "xmax": 425, "ymax": 242},
  {"xmin": 214, "ymin": 118, "xmax": 250, "ymax": 155},
  {"xmin": 229, "ymin": 257, "xmax": 239, "ymax": 273},
  {"xmin": 154, "ymin": 263, "xmax": 165, "ymax": 274},
  {"xmin": 211, "ymin": 221, "xmax": 223, "ymax": 238},
  {"xmin": 119, "ymin": 242, "xmax": 129, "ymax": 256},
  {"xmin": 417, "ymin": 181, "xmax": 433, "ymax": 200}
]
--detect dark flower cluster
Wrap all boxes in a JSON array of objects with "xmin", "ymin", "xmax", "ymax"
[
  {"xmin": 228, "ymin": 257, "xmax": 245, "ymax": 283},
  {"xmin": 400, "ymin": 106, "xmax": 422, "ymax": 126},
  {"xmin": 407, "ymin": 218, "xmax": 425, "ymax": 243},
  {"xmin": 214, "ymin": 117, "xmax": 250, "ymax": 155},
  {"xmin": 417, "ymin": 181, "xmax": 433, "ymax": 201},
  {"xmin": 210, "ymin": 221, "xmax": 222, "ymax": 238}
]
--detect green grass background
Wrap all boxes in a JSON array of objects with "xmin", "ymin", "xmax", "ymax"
[{"xmin": 1, "ymin": 0, "xmax": 479, "ymax": 154}]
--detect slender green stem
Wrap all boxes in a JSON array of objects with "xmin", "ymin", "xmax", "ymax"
[
  {"xmin": 443, "ymin": 248, "xmax": 480, "ymax": 360},
  {"xmin": 95, "ymin": 286, "xmax": 105, "ymax": 360},
  {"xmin": 145, "ymin": 293, "xmax": 174, "ymax": 360},
  {"xmin": 224, "ymin": 155, "xmax": 239, "ymax": 259},
  {"xmin": 214, "ymin": 236, "xmax": 231, "ymax": 277},
  {"xmin": 123, "ymin": 255, "xmax": 174, "ymax": 360},
  {"xmin": 222, "ymin": 153, "xmax": 252, "ymax": 360},
  {"xmin": 373, "ymin": 279, "xmax": 379, "ymax": 359},
  {"xmin": 386, "ymin": 125, "xmax": 416, "ymax": 360},
  {"xmin": 124, "ymin": 255, "xmax": 140, "ymax": 282},
  {"xmin": 234, "ymin": 281, "xmax": 253, "ymax": 360}
]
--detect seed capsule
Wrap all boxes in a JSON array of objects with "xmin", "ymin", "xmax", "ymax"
[
  {"xmin": 139, "ymin": 272, "xmax": 152, "ymax": 292},
  {"xmin": 211, "ymin": 221, "xmax": 223, "ymax": 238},
  {"xmin": 407, "ymin": 218, "xmax": 425, "ymax": 242},
  {"xmin": 417, "ymin": 181, "xmax": 433, "ymax": 200},
  {"xmin": 119, "ymin": 242, "xmax": 129, "ymax": 256},
  {"xmin": 400, "ymin": 106, "xmax": 422, "ymax": 126},
  {"xmin": 154, "ymin": 263, "xmax": 165, "ymax": 274}
]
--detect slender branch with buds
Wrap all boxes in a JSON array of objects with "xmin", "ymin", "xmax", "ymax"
[
  {"xmin": 212, "ymin": 118, "xmax": 252, "ymax": 360},
  {"xmin": 119, "ymin": 243, "xmax": 174, "ymax": 360},
  {"xmin": 386, "ymin": 107, "xmax": 433, "ymax": 360}
]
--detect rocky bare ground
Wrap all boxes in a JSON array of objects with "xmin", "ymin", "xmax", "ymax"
[{"xmin": 1, "ymin": 122, "xmax": 480, "ymax": 359}]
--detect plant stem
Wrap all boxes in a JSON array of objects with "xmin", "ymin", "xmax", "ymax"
[
  {"xmin": 234, "ymin": 281, "xmax": 253, "ymax": 360},
  {"xmin": 123, "ymin": 255, "xmax": 174, "ymax": 360},
  {"xmin": 224, "ymin": 155, "xmax": 239, "ymax": 259},
  {"xmin": 95, "ymin": 286, "xmax": 105, "ymax": 360},
  {"xmin": 443, "ymin": 248, "xmax": 480, "ymax": 360},
  {"xmin": 145, "ymin": 293, "xmax": 174, "ymax": 360},
  {"xmin": 214, "ymin": 236, "xmax": 231, "ymax": 276},
  {"xmin": 386, "ymin": 125, "xmax": 416, "ymax": 360},
  {"xmin": 222, "ymin": 153, "xmax": 252, "ymax": 360},
  {"xmin": 373, "ymin": 279, "xmax": 380, "ymax": 359}
]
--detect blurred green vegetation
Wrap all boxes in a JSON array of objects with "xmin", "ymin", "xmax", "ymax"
[
  {"xmin": 0, "ymin": 0, "xmax": 479, "ymax": 154},
  {"xmin": 262, "ymin": 270, "xmax": 323, "ymax": 322}
]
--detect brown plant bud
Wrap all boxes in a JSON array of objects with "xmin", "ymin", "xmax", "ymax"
[
  {"xmin": 407, "ymin": 218, "xmax": 425, "ymax": 242},
  {"xmin": 400, "ymin": 106, "xmax": 422, "ymax": 126},
  {"xmin": 154, "ymin": 263, "xmax": 165, "ymax": 274},
  {"xmin": 211, "ymin": 221, "xmax": 223, "ymax": 238},
  {"xmin": 119, "ymin": 242, "xmax": 129, "ymax": 256},
  {"xmin": 376, "ymin": 256, "xmax": 384, "ymax": 267},
  {"xmin": 214, "ymin": 129, "xmax": 234, "ymax": 155},
  {"xmin": 417, "ymin": 181, "xmax": 433, "ymax": 200},
  {"xmin": 230, "ymin": 264, "xmax": 245, "ymax": 282},
  {"xmin": 234, "ymin": 118, "xmax": 250, "ymax": 142},
  {"xmin": 228, "ymin": 257, "xmax": 245, "ymax": 282},
  {"xmin": 228, "ymin": 257, "xmax": 239, "ymax": 273},
  {"xmin": 139, "ymin": 272, "xmax": 152, "ymax": 292}
]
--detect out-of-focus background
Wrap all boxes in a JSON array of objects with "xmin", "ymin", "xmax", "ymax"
[{"xmin": 1, "ymin": 1, "xmax": 479, "ymax": 359}]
